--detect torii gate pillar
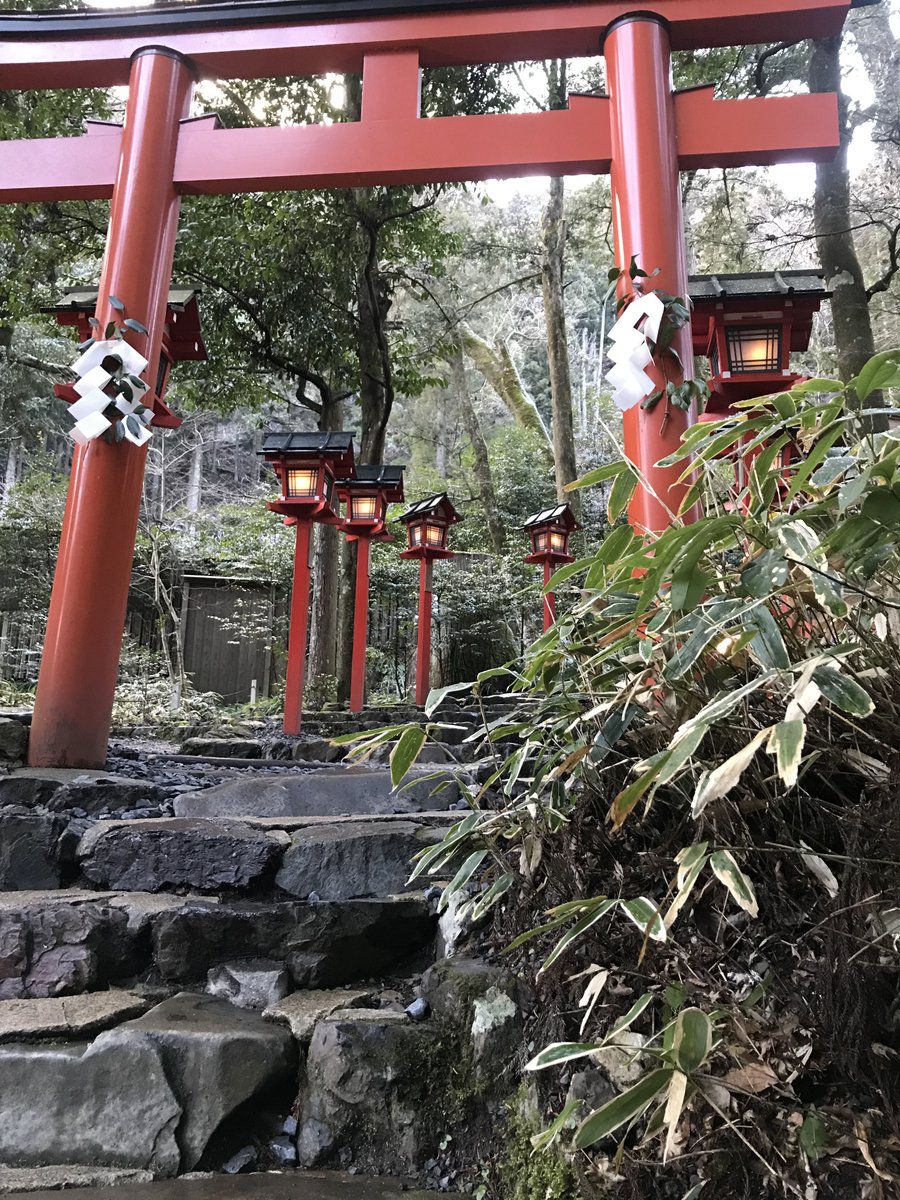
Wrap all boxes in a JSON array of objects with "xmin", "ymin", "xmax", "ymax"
[
  {"xmin": 605, "ymin": 13, "xmax": 695, "ymax": 533},
  {"xmin": 28, "ymin": 48, "xmax": 194, "ymax": 768}
]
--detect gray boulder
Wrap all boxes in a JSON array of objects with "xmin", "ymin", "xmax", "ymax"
[
  {"xmin": 290, "ymin": 737, "xmax": 345, "ymax": 763},
  {"xmin": 206, "ymin": 959, "xmax": 290, "ymax": 1010},
  {"xmin": 0, "ymin": 770, "xmax": 69, "ymax": 809},
  {"xmin": 179, "ymin": 737, "xmax": 261, "ymax": 758},
  {"xmin": 78, "ymin": 818, "xmax": 289, "ymax": 892},
  {"xmin": 107, "ymin": 991, "xmax": 297, "ymax": 1170},
  {"xmin": 296, "ymin": 1011, "xmax": 443, "ymax": 1172},
  {"xmin": 49, "ymin": 774, "xmax": 163, "ymax": 815},
  {"xmin": 0, "ymin": 719, "xmax": 27, "ymax": 763},
  {"xmin": 173, "ymin": 765, "xmax": 463, "ymax": 820},
  {"xmin": 0, "ymin": 1036, "xmax": 181, "ymax": 1174},
  {"xmin": 275, "ymin": 820, "xmax": 437, "ymax": 900},
  {"xmin": 0, "ymin": 892, "xmax": 133, "ymax": 999},
  {"xmin": 0, "ymin": 810, "xmax": 63, "ymax": 890},
  {"xmin": 152, "ymin": 896, "xmax": 435, "ymax": 987}
]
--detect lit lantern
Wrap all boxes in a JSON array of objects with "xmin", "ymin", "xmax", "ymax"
[
  {"xmin": 523, "ymin": 503, "xmax": 582, "ymax": 631},
  {"xmin": 399, "ymin": 494, "xmax": 462, "ymax": 705},
  {"xmin": 338, "ymin": 465, "xmax": 406, "ymax": 712},
  {"xmin": 399, "ymin": 494, "xmax": 460, "ymax": 560},
  {"xmin": 262, "ymin": 431, "xmax": 355, "ymax": 524},
  {"xmin": 690, "ymin": 271, "xmax": 829, "ymax": 413},
  {"xmin": 46, "ymin": 286, "xmax": 207, "ymax": 429},
  {"xmin": 259, "ymin": 431, "xmax": 356, "ymax": 736},
  {"xmin": 339, "ymin": 465, "xmax": 405, "ymax": 537}
]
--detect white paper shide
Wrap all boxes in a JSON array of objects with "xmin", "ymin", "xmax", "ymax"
[
  {"xmin": 605, "ymin": 293, "xmax": 665, "ymax": 412},
  {"xmin": 65, "ymin": 337, "xmax": 153, "ymax": 448}
]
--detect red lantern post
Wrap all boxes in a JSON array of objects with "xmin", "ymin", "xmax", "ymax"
[
  {"xmin": 399, "ymin": 494, "xmax": 461, "ymax": 706},
  {"xmin": 339, "ymin": 465, "xmax": 405, "ymax": 713},
  {"xmin": 261, "ymin": 432, "xmax": 355, "ymax": 735},
  {"xmin": 523, "ymin": 503, "xmax": 582, "ymax": 631}
]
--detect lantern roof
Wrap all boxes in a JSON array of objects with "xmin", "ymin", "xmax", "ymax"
[
  {"xmin": 688, "ymin": 270, "xmax": 829, "ymax": 303},
  {"xmin": 260, "ymin": 430, "xmax": 356, "ymax": 477},
  {"xmin": 523, "ymin": 502, "xmax": 581, "ymax": 532},
  {"xmin": 398, "ymin": 492, "xmax": 461, "ymax": 525},
  {"xmin": 45, "ymin": 287, "xmax": 207, "ymax": 361},
  {"xmin": 340, "ymin": 464, "xmax": 405, "ymax": 504}
]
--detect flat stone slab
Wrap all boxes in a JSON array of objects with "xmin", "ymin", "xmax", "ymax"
[
  {"xmin": 0, "ymin": 1165, "xmax": 154, "ymax": 1193},
  {"xmin": 242, "ymin": 811, "xmax": 457, "ymax": 831},
  {"xmin": 0, "ymin": 990, "xmax": 149, "ymax": 1041},
  {"xmin": 262, "ymin": 987, "xmax": 374, "ymax": 1041},
  {"xmin": 173, "ymin": 765, "xmax": 463, "ymax": 820},
  {"xmin": 0, "ymin": 770, "xmax": 162, "ymax": 814},
  {"xmin": 3, "ymin": 1171, "xmax": 459, "ymax": 1199},
  {"xmin": 275, "ymin": 821, "xmax": 438, "ymax": 901},
  {"xmin": 79, "ymin": 819, "xmax": 290, "ymax": 892}
]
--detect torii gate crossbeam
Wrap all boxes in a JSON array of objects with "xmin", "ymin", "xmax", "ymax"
[{"xmin": 0, "ymin": 0, "xmax": 849, "ymax": 767}]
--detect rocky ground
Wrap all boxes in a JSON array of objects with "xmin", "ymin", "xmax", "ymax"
[{"xmin": 0, "ymin": 700, "xmax": 533, "ymax": 1198}]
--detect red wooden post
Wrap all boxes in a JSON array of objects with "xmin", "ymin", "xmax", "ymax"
[
  {"xmin": 284, "ymin": 518, "xmax": 312, "ymax": 736},
  {"xmin": 604, "ymin": 14, "xmax": 697, "ymax": 534},
  {"xmin": 415, "ymin": 559, "xmax": 434, "ymax": 707},
  {"xmin": 543, "ymin": 560, "xmax": 556, "ymax": 632},
  {"xmin": 349, "ymin": 536, "xmax": 372, "ymax": 713},
  {"xmin": 28, "ymin": 47, "xmax": 193, "ymax": 768}
]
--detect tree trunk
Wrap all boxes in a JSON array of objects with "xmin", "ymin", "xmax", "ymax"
[
  {"xmin": 308, "ymin": 396, "xmax": 344, "ymax": 686},
  {"xmin": 185, "ymin": 439, "xmax": 203, "ymax": 513},
  {"xmin": 809, "ymin": 34, "xmax": 882, "ymax": 424},
  {"xmin": 541, "ymin": 60, "xmax": 580, "ymax": 514},
  {"xmin": 1, "ymin": 440, "xmax": 18, "ymax": 511},
  {"xmin": 355, "ymin": 202, "xmax": 394, "ymax": 466},
  {"xmin": 458, "ymin": 322, "xmax": 554, "ymax": 456},
  {"xmin": 451, "ymin": 345, "xmax": 506, "ymax": 553}
]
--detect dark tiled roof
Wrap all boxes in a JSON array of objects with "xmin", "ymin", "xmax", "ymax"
[
  {"xmin": 399, "ymin": 492, "xmax": 461, "ymax": 523},
  {"xmin": 688, "ymin": 271, "xmax": 828, "ymax": 301},
  {"xmin": 523, "ymin": 502, "xmax": 579, "ymax": 529},
  {"xmin": 43, "ymin": 288, "xmax": 200, "ymax": 312},
  {"xmin": 348, "ymin": 465, "xmax": 405, "ymax": 486},
  {"xmin": 261, "ymin": 431, "xmax": 354, "ymax": 456}
]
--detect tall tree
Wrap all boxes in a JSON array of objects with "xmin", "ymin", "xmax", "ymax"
[{"xmin": 541, "ymin": 60, "xmax": 580, "ymax": 514}]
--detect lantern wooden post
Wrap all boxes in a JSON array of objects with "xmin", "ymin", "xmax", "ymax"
[
  {"xmin": 415, "ymin": 559, "xmax": 434, "ymax": 706},
  {"xmin": 284, "ymin": 518, "xmax": 313, "ymax": 736},
  {"xmin": 542, "ymin": 561, "xmax": 556, "ymax": 632},
  {"xmin": 349, "ymin": 535, "xmax": 372, "ymax": 714},
  {"xmin": 28, "ymin": 48, "xmax": 193, "ymax": 769}
]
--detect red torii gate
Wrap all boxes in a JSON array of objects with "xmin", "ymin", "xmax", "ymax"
[{"xmin": 0, "ymin": 0, "xmax": 848, "ymax": 768}]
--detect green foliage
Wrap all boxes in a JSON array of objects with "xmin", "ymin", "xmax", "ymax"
[
  {"xmin": 112, "ymin": 639, "xmax": 223, "ymax": 732},
  {"xmin": 381, "ymin": 354, "xmax": 900, "ymax": 1177},
  {"xmin": 0, "ymin": 462, "xmax": 66, "ymax": 614}
]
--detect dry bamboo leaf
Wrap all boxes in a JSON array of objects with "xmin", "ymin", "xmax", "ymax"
[{"xmin": 722, "ymin": 1062, "xmax": 778, "ymax": 1094}]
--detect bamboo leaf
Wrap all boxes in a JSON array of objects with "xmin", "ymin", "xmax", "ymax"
[
  {"xmin": 813, "ymin": 665, "xmax": 874, "ymax": 717},
  {"xmin": 619, "ymin": 897, "xmax": 667, "ymax": 943},
  {"xmin": 525, "ymin": 1041, "xmax": 600, "ymax": 1071},
  {"xmin": 567, "ymin": 460, "xmax": 629, "ymax": 491},
  {"xmin": 671, "ymin": 1008, "xmax": 713, "ymax": 1074},
  {"xmin": 766, "ymin": 718, "xmax": 806, "ymax": 788},
  {"xmin": 389, "ymin": 725, "xmax": 427, "ymax": 786},
  {"xmin": 438, "ymin": 850, "xmax": 487, "ymax": 913},
  {"xmin": 469, "ymin": 871, "xmax": 516, "ymax": 922},
  {"xmin": 663, "ymin": 1069, "xmax": 689, "ymax": 1161},
  {"xmin": 540, "ymin": 900, "xmax": 617, "ymax": 973},
  {"xmin": 709, "ymin": 850, "xmax": 758, "ymax": 917},
  {"xmin": 691, "ymin": 728, "xmax": 770, "ymax": 817},
  {"xmin": 573, "ymin": 1069, "xmax": 674, "ymax": 1148},
  {"xmin": 598, "ymin": 992, "xmax": 655, "ymax": 1047},
  {"xmin": 607, "ymin": 466, "xmax": 638, "ymax": 523},
  {"xmin": 530, "ymin": 1099, "xmax": 582, "ymax": 1150}
]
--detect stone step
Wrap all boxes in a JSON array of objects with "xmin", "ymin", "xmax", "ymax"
[
  {"xmin": 171, "ymin": 765, "xmax": 467, "ymax": 820},
  {"xmin": 0, "ymin": 890, "xmax": 436, "ymax": 999},
  {"xmin": 1, "ymin": 1169, "xmax": 459, "ymax": 1198},
  {"xmin": 74, "ymin": 813, "xmax": 448, "ymax": 899},
  {"xmin": 0, "ymin": 992, "xmax": 296, "ymax": 1178}
]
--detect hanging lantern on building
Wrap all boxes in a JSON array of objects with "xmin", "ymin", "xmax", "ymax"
[{"xmin": 690, "ymin": 270, "xmax": 829, "ymax": 413}]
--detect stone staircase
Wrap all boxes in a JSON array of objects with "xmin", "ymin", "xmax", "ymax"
[{"xmin": 0, "ymin": 705, "xmax": 525, "ymax": 1195}]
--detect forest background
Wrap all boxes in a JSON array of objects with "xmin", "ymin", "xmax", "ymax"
[{"xmin": 1, "ymin": 0, "xmax": 898, "ymax": 718}]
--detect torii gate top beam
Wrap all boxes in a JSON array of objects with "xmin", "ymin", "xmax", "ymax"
[{"xmin": 0, "ymin": 0, "xmax": 849, "ymax": 90}]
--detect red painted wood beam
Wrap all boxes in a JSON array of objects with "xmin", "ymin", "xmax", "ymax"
[
  {"xmin": 675, "ymin": 88, "xmax": 840, "ymax": 168},
  {"xmin": 0, "ymin": 90, "xmax": 840, "ymax": 203},
  {"xmin": 0, "ymin": 1, "xmax": 850, "ymax": 91}
]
